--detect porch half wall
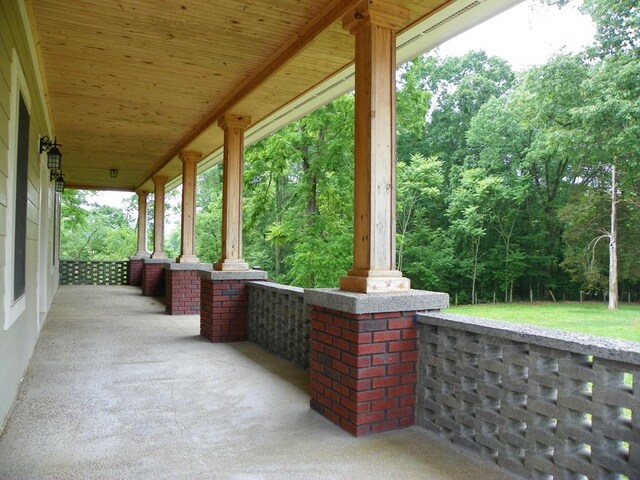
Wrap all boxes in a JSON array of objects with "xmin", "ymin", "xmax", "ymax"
[{"xmin": 0, "ymin": 0, "xmax": 60, "ymax": 430}]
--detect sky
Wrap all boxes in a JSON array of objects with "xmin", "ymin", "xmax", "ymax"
[
  {"xmin": 436, "ymin": 0, "xmax": 596, "ymax": 71},
  {"xmin": 92, "ymin": 0, "xmax": 596, "ymax": 210}
]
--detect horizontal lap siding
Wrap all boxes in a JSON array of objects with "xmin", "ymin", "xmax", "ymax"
[{"xmin": 0, "ymin": 0, "xmax": 55, "ymax": 430}]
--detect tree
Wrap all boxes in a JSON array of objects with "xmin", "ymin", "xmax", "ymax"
[
  {"xmin": 559, "ymin": 55, "xmax": 640, "ymax": 308},
  {"xmin": 447, "ymin": 168, "xmax": 505, "ymax": 304},
  {"xmin": 61, "ymin": 200, "xmax": 137, "ymax": 260},
  {"xmin": 396, "ymin": 57, "xmax": 433, "ymax": 162},
  {"xmin": 608, "ymin": 164, "xmax": 618, "ymax": 309},
  {"xmin": 241, "ymin": 95, "xmax": 354, "ymax": 287},
  {"xmin": 582, "ymin": 0, "xmax": 640, "ymax": 59},
  {"xmin": 396, "ymin": 153, "xmax": 443, "ymax": 271},
  {"xmin": 468, "ymin": 54, "xmax": 590, "ymax": 299},
  {"xmin": 195, "ymin": 167, "xmax": 223, "ymax": 264},
  {"xmin": 421, "ymin": 51, "xmax": 515, "ymax": 181},
  {"xmin": 466, "ymin": 96, "xmax": 532, "ymax": 301}
]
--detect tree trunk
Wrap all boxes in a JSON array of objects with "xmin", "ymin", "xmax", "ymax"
[
  {"xmin": 504, "ymin": 235, "xmax": 510, "ymax": 303},
  {"xmin": 609, "ymin": 163, "xmax": 619, "ymax": 310},
  {"xmin": 471, "ymin": 237, "xmax": 480, "ymax": 305},
  {"xmin": 397, "ymin": 201, "xmax": 414, "ymax": 271}
]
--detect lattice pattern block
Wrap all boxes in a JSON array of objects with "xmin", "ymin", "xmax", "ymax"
[
  {"xmin": 247, "ymin": 282, "xmax": 310, "ymax": 370},
  {"xmin": 60, "ymin": 260, "xmax": 129, "ymax": 285},
  {"xmin": 418, "ymin": 315, "xmax": 640, "ymax": 480}
]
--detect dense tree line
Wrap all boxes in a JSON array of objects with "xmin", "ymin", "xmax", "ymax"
[
  {"xmin": 61, "ymin": 190, "xmax": 138, "ymax": 260},
  {"xmin": 62, "ymin": 0, "xmax": 639, "ymax": 305}
]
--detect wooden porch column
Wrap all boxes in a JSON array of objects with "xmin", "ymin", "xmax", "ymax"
[
  {"xmin": 150, "ymin": 175, "xmax": 168, "ymax": 259},
  {"xmin": 214, "ymin": 113, "xmax": 251, "ymax": 271},
  {"xmin": 177, "ymin": 150, "xmax": 202, "ymax": 263},
  {"xmin": 339, "ymin": 0, "xmax": 410, "ymax": 293},
  {"xmin": 135, "ymin": 190, "xmax": 149, "ymax": 257}
]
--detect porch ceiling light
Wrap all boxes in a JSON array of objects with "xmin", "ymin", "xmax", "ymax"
[
  {"xmin": 39, "ymin": 136, "xmax": 62, "ymax": 171},
  {"xmin": 54, "ymin": 174, "xmax": 65, "ymax": 193}
]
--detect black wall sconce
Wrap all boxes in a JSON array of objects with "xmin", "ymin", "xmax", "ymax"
[
  {"xmin": 40, "ymin": 136, "xmax": 65, "ymax": 193},
  {"xmin": 53, "ymin": 174, "xmax": 65, "ymax": 193},
  {"xmin": 110, "ymin": 168, "xmax": 118, "ymax": 178},
  {"xmin": 39, "ymin": 136, "xmax": 62, "ymax": 170}
]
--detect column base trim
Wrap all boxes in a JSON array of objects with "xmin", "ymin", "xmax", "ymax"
[
  {"xmin": 214, "ymin": 259, "xmax": 249, "ymax": 271},
  {"xmin": 176, "ymin": 255, "xmax": 200, "ymax": 264},
  {"xmin": 339, "ymin": 270, "xmax": 410, "ymax": 293}
]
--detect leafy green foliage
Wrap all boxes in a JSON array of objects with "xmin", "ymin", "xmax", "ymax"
[
  {"xmin": 582, "ymin": 0, "xmax": 639, "ymax": 59},
  {"xmin": 60, "ymin": 0, "xmax": 640, "ymax": 303},
  {"xmin": 61, "ymin": 190, "xmax": 137, "ymax": 260},
  {"xmin": 240, "ymin": 95, "xmax": 354, "ymax": 287}
]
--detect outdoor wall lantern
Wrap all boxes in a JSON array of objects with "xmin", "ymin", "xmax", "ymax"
[
  {"xmin": 40, "ymin": 135, "xmax": 65, "ymax": 191},
  {"xmin": 110, "ymin": 168, "xmax": 118, "ymax": 178},
  {"xmin": 39, "ymin": 136, "xmax": 62, "ymax": 171},
  {"xmin": 53, "ymin": 174, "xmax": 65, "ymax": 193}
]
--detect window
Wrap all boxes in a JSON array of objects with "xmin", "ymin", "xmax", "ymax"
[
  {"xmin": 14, "ymin": 94, "xmax": 29, "ymax": 301},
  {"xmin": 4, "ymin": 50, "xmax": 31, "ymax": 330},
  {"xmin": 53, "ymin": 193, "xmax": 59, "ymax": 266}
]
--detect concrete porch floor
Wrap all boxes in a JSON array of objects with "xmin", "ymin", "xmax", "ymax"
[{"xmin": 0, "ymin": 285, "xmax": 513, "ymax": 479}]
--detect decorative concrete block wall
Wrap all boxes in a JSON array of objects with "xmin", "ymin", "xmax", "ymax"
[
  {"xmin": 141, "ymin": 259, "xmax": 172, "ymax": 297},
  {"xmin": 199, "ymin": 270, "xmax": 268, "ymax": 343},
  {"xmin": 165, "ymin": 263, "xmax": 209, "ymax": 315},
  {"xmin": 128, "ymin": 257, "xmax": 145, "ymax": 286},
  {"xmin": 417, "ymin": 312, "xmax": 640, "ymax": 480},
  {"xmin": 247, "ymin": 281, "xmax": 310, "ymax": 370},
  {"xmin": 60, "ymin": 260, "xmax": 129, "ymax": 285},
  {"xmin": 306, "ymin": 289, "xmax": 448, "ymax": 437}
]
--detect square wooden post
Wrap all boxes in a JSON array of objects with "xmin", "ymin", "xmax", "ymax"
[
  {"xmin": 339, "ymin": 0, "xmax": 410, "ymax": 294},
  {"xmin": 214, "ymin": 113, "xmax": 251, "ymax": 271},
  {"xmin": 177, "ymin": 150, "xmax": 202, "ymax": 263},
  {"xmin": 150, "ymin": 175, "xmax": 168, "ymax": 259}
]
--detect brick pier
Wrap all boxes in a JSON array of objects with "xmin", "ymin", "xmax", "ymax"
[
  {"xmin": 164, "ymin": 263, "xmax": 210, "ymax": 315},
  {"xmin": 128, "ymin": 256, "xmax": 146, "ymax": 286},
  {"xmin": 305, "ymin": 289, "xmax": 448, "ymax": 437},
  {"xmin": 199, "ymin": 270, "xmax": 268, "ymax": 343},
  {"xmin": 141, "ymin": 258, "xmax": 172, "ymax": 297}
]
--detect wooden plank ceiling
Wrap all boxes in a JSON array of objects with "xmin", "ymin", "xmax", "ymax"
[{"xmin": 26, "ymin": 0, "xmax": 458, "ymax": 192}]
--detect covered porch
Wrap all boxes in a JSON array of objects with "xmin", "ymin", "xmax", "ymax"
[
  {"xmin": 3, "ymin": 0, "xmax": 640, "ymax": 478},
  {"xmin": 0, "ymin": 285, "xmax": 509, "ymax": 479}
]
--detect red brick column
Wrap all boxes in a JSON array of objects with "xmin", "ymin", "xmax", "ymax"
[
  {"xmin": 310, "ymin": 307, "xmax": 418, "ymax": 436},
  {"xmin": 128, "ymin": 257, "xmax": 145, "ymax": 286},
  {"xmin": 305, "ymin": 289, "xmax": 448, "ymax": 437},
  {"xmin": 199, "ymin": 270, "xmax": 268, "ymax": 342},
  {"xmin": 165, "ymin": 264, "xmax": 209, "ymax": 315},
  {"xmin": 142, "ymin": 258, "xmax": 172, "ymax": 297}
]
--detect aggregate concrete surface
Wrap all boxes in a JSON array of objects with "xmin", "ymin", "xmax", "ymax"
[{"xmin": 0, "ymin": 286, "xmax": 515, "ymax": 479}]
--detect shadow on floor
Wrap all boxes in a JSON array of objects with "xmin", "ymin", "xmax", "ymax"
[{"xmin": 227, "ymin": 341, "xmax": 311, "ymax": 394}]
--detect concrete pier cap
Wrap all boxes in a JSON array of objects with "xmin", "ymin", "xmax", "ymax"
[
  {"xmin": 304, "ymin": 288, "xmax": 449, "ymax": 314},
  {"xmin": 198, "ymin": 269, "xmax": 268, "ymax": 281}
]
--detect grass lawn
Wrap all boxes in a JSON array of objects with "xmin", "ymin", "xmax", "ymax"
[{"xmin": 445, "ymin": 302, "xmax": 640, "ymax": 343}]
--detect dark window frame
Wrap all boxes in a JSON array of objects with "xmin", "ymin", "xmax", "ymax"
[{"xmin": 13, "ymin": 93, "xmax": 29, "ymax": 302}]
